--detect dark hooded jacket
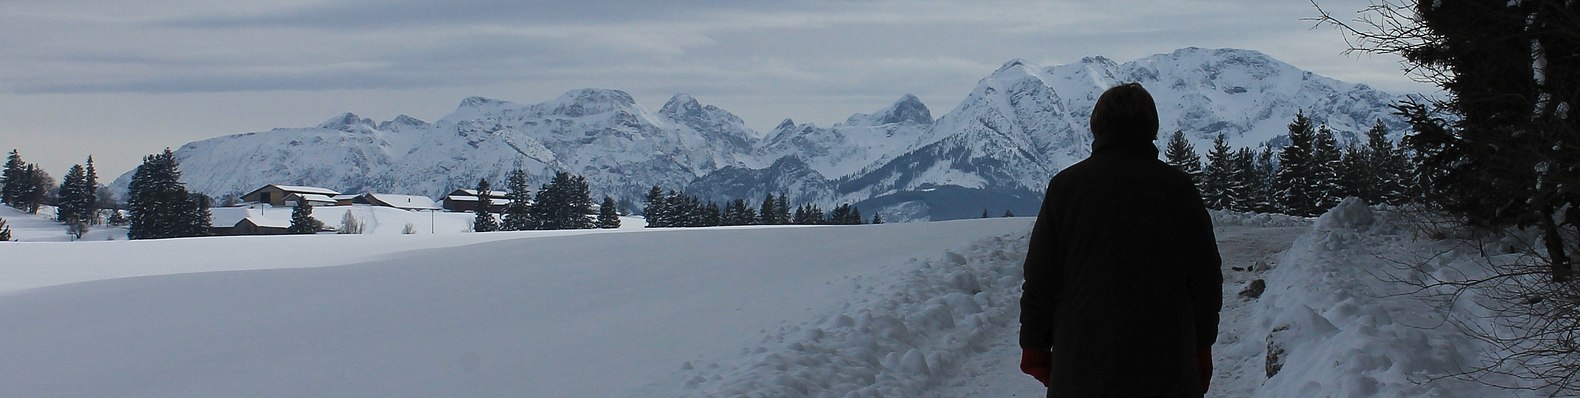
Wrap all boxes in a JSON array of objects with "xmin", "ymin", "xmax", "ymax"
[{"xmin": 1019, "ymin": 136, "xmax": 1222, "ymax": 398}]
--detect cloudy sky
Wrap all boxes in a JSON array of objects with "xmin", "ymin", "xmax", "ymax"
[{"xmin": 0, "ymin": 0, "xmax": 1435, "ymax": 178}]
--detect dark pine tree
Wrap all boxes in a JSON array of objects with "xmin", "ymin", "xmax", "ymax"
[
  {"xmin": 831, "ymin": 203, "xmax": 853, "ymax": 225},
  {"xmin": 57, "ymin": 163, "xmax": 92, "ymax": 238},
  {"xmin": 1200, "ymin": 134, "xmax": 1235, "ymax": 210},
  {"xmin": 20, "ymin": 164, "xmax": 54, "ymax": 215},
  {"xmin": 1164, "ymin": 130, "xmax": 1203, "ymax": 187},
  {"xmin": 533, "ymin": 171, "xmax": 594, "ymax": 230},
  {"xmin": 1337, "ymin": 143, "xmax": 1371, "ymax": 202},
  {"xmin": 1, "ymin": 149, "xmax": 23, "ymax": 206},
  {"xmin": 598, "ymin": 196, "xmax": 621, "ymax": 229},
  {"xmin": 0, "ymin": 216, "xmax": 10, "ymax": 241},
  {"xmin": 1311, "ymin": 124, "xmax": 1344, "ymax": 210},
  {"xmin": 774, "ymin": 193, "xmax": 791, "ymax": 225},
  {"xmin": 1362, "ymin": 120, "xmax": 1410, "ymax": 206},
  {"xmin": 758, "ymin": 194, "xmax": 777, "ymax": 225},
  {"xmin": 702, "ymin": 201, "xmax": 721, "ymax": 227},
  {"xmin": 642, "ymin": 186, "xmax": 667, "ymax": 228},
  {"xmin": 473, "ymin": 178, "xmax": 499, "ymax": 232},
  {"xmin": 1276, "ymin": 112, "xmax": 1322, "ymax": 216},
  {"xmin": 1252, "ymin": 146, "xmax": 1279, "ymax": 213},
  {"xmin": 501, "ymin": 168, "xmax": 534, "ymax": 231},
  {"xmin": 57, "ymin": 164, "xmax": 87, "ymax": 223},
  {"xmin": 871, "ymin": 213, "xmax": 883, "ymax": 224},
  {"xmin": 84, "ymin": 156, "xmax": 100, "ymax": 225},
  {"xmin": 287, "ymin": 198, "xmax": 323, "ymax": 234},
  {"xmin": 126, "ymin": 148, "xmax": 209, "ymax": 240},
  {"xmin": 1227, "ymin": 147, "xmax": 1256, "ymax": 212}
]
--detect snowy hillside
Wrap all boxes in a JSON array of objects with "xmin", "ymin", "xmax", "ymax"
[
  {"xmin": 0, "ymin": 204, "xmax": 1551, "ymax": 396},
  {"xmin": 110, "ymin": 47, "xmax": 1410, "ymax": 222}
]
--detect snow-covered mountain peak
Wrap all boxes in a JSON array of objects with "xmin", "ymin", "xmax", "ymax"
[
  {"xmin": 377, "ymin": 115, "xmax": 429, "ymax": 131},
  {"xmin": 776, "ymin": 118, "xmax": 797, "ymax": 130},
  {"xmin": 547, "ymin": 89, "xmax": 642, "ymax": 118},
  {"xmin": 844, "ymin": 94, "xmax": 933, "ymax": 127},
  {"xmin": 318, "ymin": 112, "xmax": 376, "ymax": 133},
  {"xmin": 659, "ymin": 93, "xmax": 703, "ymax": 116}
]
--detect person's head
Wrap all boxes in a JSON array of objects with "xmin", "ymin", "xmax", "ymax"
[{"xmin": 1089, "ymin": 83, "xmax": 1159, "ymax": 144}]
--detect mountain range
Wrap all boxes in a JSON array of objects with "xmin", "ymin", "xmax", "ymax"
[{"xmin": 111, "ymin": 47, "xmax": 1412, "ymax": 222}]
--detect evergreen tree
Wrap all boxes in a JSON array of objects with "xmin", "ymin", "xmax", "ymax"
[
  {"xmin": 84, "ymin": 156, "xmax": 100, "ymax": 225},
  {"xmin": 1227, "ymin": 148, "xmax": 1257, "ymax": 212},
  {"xmin": 642, "ymin": 186, "xmax": 667, "ymax": 228},
  {"xmin": 1275, "ymin": 112, "xmax": 1322, "ymax": 216},
  {"xmin": 1199, "ymin": 134, "xmax": 1235, "ymax": 210},
  {"xmin": 501, "ymin": 168, "xmax": 534, "ymax": 231},
  {"xmin": 831, "ymin": 203, "xmax": 850, "ymax": 224},
  {"xmin": 981, "ymin": 208, "xmax": 990, "ymax": 219},
  {"xmin": 1, "ymin": 149, "xmax": 23, "ymax": 206},
  {"xmin": 1311, "ymin": 124, "xmax": 1344, "ymax": 210},
  {"xmin": 0, "ymin": 216, "xmax": 10, "ymax": 241},
  {"xmin": 1337, "ymin": 143, "xmax": 1371, "ymax": 202},
  {"xmin": 1003, "ymin": 210, "xmax": 1015, "ymax": 217},
  {"xmin": 871, "ymin": 213, "xmax": 883, "ymax": 224},
  {"xmin": 56, "ymin": 163, "xmax": 93, "ymax": 237},
  {"xmin": 598, "ymin": 196, "xmax": 621, "ymax": 229},
  {"xmin": 472, "ymin": 178, "xmax": 499, "ymax": 232},
  {"xmin": 1252, "ymin": 146, "xmax": 1279, "ymax": 213},
  {"xmin": 1164, "ymin": 130, "xmax": 1203, "ymax": 186},
  {"xmin": 758, "ymin": 194, "xmax": 777, "ymax": 225},
  {"xmin": 287, "ymin": 199, "xmax": 323, "ymax": 234},
  {"xmin": 19, "ymin": 164, "xmax": 52, "ymax": 214},
  {"xmin": 702, "ymin": 201, "xmax": 721, "ymax": 227},
  {"xmin": 57, "ymin": 164, "xmax": 87, "ymax": 223},
  {"xmin": 1362, "ymin": 120, "xmax": 1410, "ymax": 205},
  {"xmin": 532, "ymin": 171, "xmax": 594, "ymax": 230},
  {"xmin": 774, "ymin": 193, "xmax": 790, "ymax": 225}
]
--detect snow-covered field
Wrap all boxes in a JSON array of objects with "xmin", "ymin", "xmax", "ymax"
[{"xmin": 0, "ymin": 202, "xmax": 1553, "ymax": 397}]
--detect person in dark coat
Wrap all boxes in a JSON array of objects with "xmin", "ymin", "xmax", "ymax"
[{"xmin": 1018, "ymin": 83, "xmax": 1222, "ymax": 398}]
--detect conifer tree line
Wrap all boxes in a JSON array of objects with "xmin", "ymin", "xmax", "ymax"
[
  {"xmin": 474, "ymin": 169, "xmax": 614, "ymax": 232},
  {"xmin": 1163, "ymin": 112, "xmax": 1415, "ymax": 217},
  {"xmin": 642, "ymin": 187, "xmax": 865, "ymax": 228},
  {"xmin": 3, "ymin": 149, "xmax": 125, "ymax": 239}
]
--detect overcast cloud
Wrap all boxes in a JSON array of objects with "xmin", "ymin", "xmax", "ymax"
[{"xmin": 0, "ymin": 0, "xmax": 1436, "ymax": 177}]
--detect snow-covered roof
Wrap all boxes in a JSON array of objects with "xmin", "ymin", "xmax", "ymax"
[
  {"xmin": 290, "ymin": 194, "xmax": 337, "ymax": 204},
  {"xmin": 272, "ymin": 185, "xmax": 340, "ymax": 196},
  {"xmin": 445, "ymin": 195, "xmax": 479, "ymax": 202},
  {"xmin": 332, "ymin": 194, "xmax": 360, "ymax": 201},
  {"xmin": 363, "ymin": 193, "xmax": 439, "ymax": 210},
  {"xmin": 241, "ymin": 217, "xmax": 291, "ymax": 229},
  {"xmin": 209, "ymin": 207, "xmax": 252, "ymax": 227},
  {"xmin": 456, "ymin": 189, "xmax": 509, "ymax": 198}
]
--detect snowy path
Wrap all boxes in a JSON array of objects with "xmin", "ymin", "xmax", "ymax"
[{"xmin": 926, "ymin": 224, "xmax": 1309, "ymax": 398}]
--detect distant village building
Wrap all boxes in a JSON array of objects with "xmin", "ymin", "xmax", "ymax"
[
  {"xmin": 358, "ymin": 193, "xmax": 441, "ymax": 211},
  {"xmin": 242, "ymin": 185, "xmax": 342, "ymax": 207},
  {"xmin": 208, "ymin": 207, "xmax": 293, "ymax": 236},
  {"xmin": 442, "ymin": 189, "xmax": 510, "ymax": 213}
]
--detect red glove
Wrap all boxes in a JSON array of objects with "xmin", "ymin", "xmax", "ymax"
[
  {"xmin": 1197, "ymin": 346, "xmax": 1213, "ymax": 392},
  {"xmin": 1020, "ymin": 348, "xmax": 1050, "ymax": 386}
]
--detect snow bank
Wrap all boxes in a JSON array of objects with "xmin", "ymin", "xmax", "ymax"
[
  {"xmin": 1249, "ymin": 199, "xmax": 1542, "ymax": 397},
  {"xmin": 1210, "ymin": 209, "xmax": 1311, "ymax": 228},
  {"xmin": 687, "ymin": 232, "xmax": 1030, "ymax": 397}
]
